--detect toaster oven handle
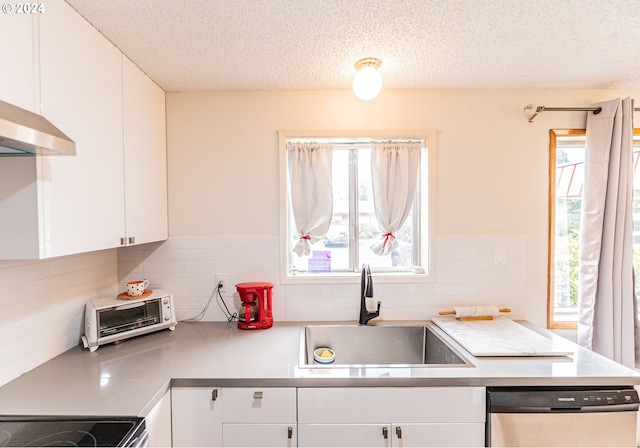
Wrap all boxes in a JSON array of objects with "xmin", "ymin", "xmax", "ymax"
[{"xmin": 114, "ymin": 301, "xmax": 147, "ymax": 311}]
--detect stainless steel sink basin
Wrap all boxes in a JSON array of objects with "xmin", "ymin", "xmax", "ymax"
[{"xmin": 299, "ymin": 324, "xmax": 472, "ymax": 368}]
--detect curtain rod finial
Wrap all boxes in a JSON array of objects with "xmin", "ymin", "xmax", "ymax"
[{"xmin": 523, "ymin": 104, "xmax": 544, "ymax": 123}]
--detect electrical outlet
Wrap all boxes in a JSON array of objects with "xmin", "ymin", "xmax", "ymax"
[{"xmin": 216, "ymin": 274, "xmax": 227, "ymax": 292}]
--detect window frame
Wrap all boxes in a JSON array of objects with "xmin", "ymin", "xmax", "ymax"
[
  {"xmin": 547, "ymin": 128, "xmax": 640, "ymax": 329},
  {"xmin": 278, "ymin": 129, "xmax": 437, "ymax": 285},
  {"xmin": 548, "ymin": 129, "xmax": 585, "ymax": 329}
]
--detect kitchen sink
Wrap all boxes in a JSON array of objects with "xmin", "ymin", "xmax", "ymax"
[{"xmin": 299, "ymin": 324, "xmax": 472, "ymax": 368}]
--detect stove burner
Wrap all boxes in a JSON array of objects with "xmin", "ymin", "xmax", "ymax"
[
  {"xmin": 0, "ymin": 417, "xmax": 145, "ymax": 447},
  {"xmin": 23, "ymin": 429, "xmax": 97, "ymax": 447}
]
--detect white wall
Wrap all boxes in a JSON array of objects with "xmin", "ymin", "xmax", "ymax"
[
  {"xmin": 0, "ymin": 251, "xmax": 118, "ymax": 386},
  {"xmin": 151, "ymin": 88, "xmax": 640, "ymax": 327}
]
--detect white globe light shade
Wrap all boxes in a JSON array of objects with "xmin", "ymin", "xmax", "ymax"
[{"xmin": 352, "ymin": 66, "xmax": 383, "ymax": 101}]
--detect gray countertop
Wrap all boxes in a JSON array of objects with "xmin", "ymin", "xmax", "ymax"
[{"xmin": 0, "ymin": 319, "xmax": 638, "ymax": 417}]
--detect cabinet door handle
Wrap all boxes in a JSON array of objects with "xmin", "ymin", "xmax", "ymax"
[
  {"xmin": 211, "ymin": 389, "xmax": 218, "ymax": 401},
  {"xmin": 253, "ymin": 391, "xmax": 263, "ymax": 399},
  {"xmin": 395, "ymin": 426, "xmax": 402, "ymax": 439},
  {"xmin": 287, "ymin": 426, "xmax": 293, "ymax": 439},
  {"xmin": 382, "ymin": 427, "xmax": 388, "ymax": 439},
  {"xmin": 120, "ymin": 237, "xmax": 127, "ymax": 246},
  {"xmin": 128, "ymin": 236, "xmax": 136, "ymax": 245}
]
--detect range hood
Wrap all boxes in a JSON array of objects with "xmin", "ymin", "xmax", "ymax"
[{"xmin": 0, "ymin": 99, "xmax": 75, "ymax": 155}]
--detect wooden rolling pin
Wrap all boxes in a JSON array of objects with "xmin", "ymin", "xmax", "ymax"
[{"xmin": 439, "ymin": 306, "xmax": 511, "ymax": 321}]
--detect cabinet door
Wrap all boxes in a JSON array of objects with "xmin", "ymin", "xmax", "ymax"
[
  {"xmin": 145, "ymin": 390, "xmax": 172, "ymax": 447},
  {"xmin": 391, "ymin": 423, "xmax": 484, "ymax": 447},
  {"xmin": 171, "ymin": 387, "xmax": 222, "ymax": 447},
  {"xmin": 223, "ymin": 423, "xmax": 296, "ymax": 447},
  {"xmin": 122, "ymin": 56, "xmax": 167, "ymax": 245},
  {"xmin": 38, "ymin": 0, "xmax": 125, "ymax": 257},
  {"xmin": 298, "ymin": 423, "xmax": 390, "ymax": 447},
  {"xmin": 0, "ymin": 13, "xmax": 36, "ymax": 111}
]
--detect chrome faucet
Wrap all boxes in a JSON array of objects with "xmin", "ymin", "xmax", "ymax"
[{"xmin": 359, "ymin": 264, "xmax": 380, "ymax": 325}]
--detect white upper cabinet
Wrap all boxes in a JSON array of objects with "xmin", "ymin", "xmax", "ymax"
[
  {"xmin": 122, "ymin": 56, "xmax": 168, "ymax": 245},
  {"xmin": 0, "ymin": 0, "xmax": 168, "ymax": 259},
  {"xmin": 38, "ymin": 0, "xmax": 125, "ymax": 257},
  {"xmin": 0, "ymin": 14, "xmax": 36, "ymax": 111}
]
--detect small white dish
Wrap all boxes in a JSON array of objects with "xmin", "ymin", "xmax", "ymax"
[{"xmin": 313, "ymin": 347, "xmax": 335, "ymax": 364}]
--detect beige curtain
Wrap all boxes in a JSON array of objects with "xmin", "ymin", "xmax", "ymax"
[
  {"xmin": 577, "ymin": 97, "xmax": 639, "ymax": 368},
  {"xmin": 369, "ymin": 141, "xmax": 421, "ymax": 256},
  {"xmin": 287, "ymin": 142, "xmax": 333, "ymax": 257}
]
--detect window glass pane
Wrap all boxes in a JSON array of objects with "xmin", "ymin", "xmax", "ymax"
[
  {"xmin": 552, "ymin": 143, "xmax": 584, "ymax": 322},
  {"xmin": 322, "ymin": 149, "xmax": 350, "ymax": 271}
]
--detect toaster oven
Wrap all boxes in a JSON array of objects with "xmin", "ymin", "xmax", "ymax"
[{"xmin": 81, "ymin": 289, "xmax": 177, "ymax": 352}]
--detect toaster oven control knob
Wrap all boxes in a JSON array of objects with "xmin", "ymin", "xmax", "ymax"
[{"xmin": 163, "ymin": 298, "xmax": 169, "ymax": 305}]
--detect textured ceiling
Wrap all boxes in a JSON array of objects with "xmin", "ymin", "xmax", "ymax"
[{"xmin": 65, "ymin": 0, "xmax": 640, "ymax": 92}]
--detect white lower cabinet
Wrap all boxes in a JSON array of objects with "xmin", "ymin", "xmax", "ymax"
[
  {"xmin": 297, "ymin": 387, "xmax": 486, "ymax": 448},
  {"xmin": 172, "ymin": 386, "xmax": 484, "ymax": 447},
  {"xmin": 172, "ymin": 387, "xmax": 223, "ymax": 447},
  {"xmin": 171, "ymin": 387, "xmax": 296, "ymax": 447},
  {"xmin": 145, "ymin": 390, "xmax": 172, "ymax": 447},
  {"xmin": 298, "ymin": 423, "xmax": 483, "ymax": 447}
]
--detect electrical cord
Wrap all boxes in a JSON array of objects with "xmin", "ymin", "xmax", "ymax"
[
  {"xmin": 182, "ymin": 282, "xmax": 238, "ymax": 322},
  {"xmin": 217, "ymin": 284, "xmax": 238, "ymax": 322}
]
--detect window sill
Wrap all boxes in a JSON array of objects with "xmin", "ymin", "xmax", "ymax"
[
  {"xmin": 280, "ymin": 271, "xmax": 434, "ymax": 285},
  {"xmin": 548, "ymin": 321, "xmax": 577, "ymax": 330}
]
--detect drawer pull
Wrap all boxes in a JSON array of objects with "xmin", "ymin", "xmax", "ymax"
[
  {"xmin": 382, "ymin": 427, "xmax": 388, "ymax": 439},
  {"xmin": 253, "ymin": 391, "xmax": 263, "ymax": 399},
  {"xmin": 395, "ymin": 426, "xmax": 402, "ymax": 439},
  {"xmin": 211, "ymin": 389, "xmax": 218, "ymax": 401},
  {"xmin": 287, "ymin": 426, "xmax": 293, "ymax": 439}
]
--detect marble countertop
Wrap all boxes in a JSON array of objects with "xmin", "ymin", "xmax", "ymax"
[
  {"xmin": 431, "ymin": 316, "xmax": 575, "ymax": 356},
  {"xmin": 0, "ymin": 319, "xmax": 638, "ymax": 417}
]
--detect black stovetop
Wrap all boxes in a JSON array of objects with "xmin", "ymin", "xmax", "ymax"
[{"xmin": 0, "ymin": 416, "xmax": 145, "ymax": 447}]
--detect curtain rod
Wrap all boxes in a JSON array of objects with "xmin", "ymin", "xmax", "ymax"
[{"xmin": 524, "ymin": 104, "xmax": 640, "ymax": 123}]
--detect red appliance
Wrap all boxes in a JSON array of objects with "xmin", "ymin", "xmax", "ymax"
[{"xmin": 236, "ymin": 282, "xmax": 274, "ymax": 330}]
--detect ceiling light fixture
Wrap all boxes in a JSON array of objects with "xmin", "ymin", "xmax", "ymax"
[{"xmin": 352, "ymin": 57, "xmax": 382, "ymax": 101}]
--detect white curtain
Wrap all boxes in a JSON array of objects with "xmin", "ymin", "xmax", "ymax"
[
  {"xmin": 287, "ymin": 142, "xmax": 333, "ymax": 257},
  {"xmin": 370, "ymin": 141, "xmax": 421, "ymax": 255},
  {"xmin": 577, "ymin": 97, "xmax": 639, "ymax": 368}
]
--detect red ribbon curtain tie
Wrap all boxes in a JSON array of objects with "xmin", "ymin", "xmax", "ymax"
[
  {"xmin": 382, "ymin": 232, "xmax": 395, "ymax": 248},
  {"xmin": 299, "ymin": 235, "xmax": 311, "ymax": 241}
]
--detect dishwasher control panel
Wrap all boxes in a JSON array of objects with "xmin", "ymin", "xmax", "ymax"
[{"xmin": 487, "ymin": 386, "xmax": 640, "ymax": 412}]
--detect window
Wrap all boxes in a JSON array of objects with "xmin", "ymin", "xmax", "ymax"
[
  {"xmin": 278, "ymin": 130, "xmax": 436, "ymax": 282},
  {"xmin": 548, "ymin": 129, "xmax": 640, "ymax": 328}
]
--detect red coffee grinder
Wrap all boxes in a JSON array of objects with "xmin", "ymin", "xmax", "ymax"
[{"xmin": 235, "ymin": 282, "xmax": 274, "ymax": 330}]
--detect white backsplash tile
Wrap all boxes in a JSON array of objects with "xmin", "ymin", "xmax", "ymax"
[
  {"xmin": 0, "ymin": 250, "xmax": 119, "ymax": 387},
  {"xmin": 118, "ymin": 235, "xmax": 527, "ymax": 323}
]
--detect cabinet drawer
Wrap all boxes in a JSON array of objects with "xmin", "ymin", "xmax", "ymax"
[
  {"xmin": 223, "ymin": 423, "xmax": 296, "ymax": 447},
  {"xmin": 223, "ymin": 387, "xmax": 296, "ymax": 423},
  {"xmin": 298, "ymin": 387, "xmax": 485, "ymax": 424}
]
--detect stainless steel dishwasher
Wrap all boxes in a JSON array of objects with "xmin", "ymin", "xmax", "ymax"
[{"xmin": 486, "ymin": 386, "xmax": 639, "ymax": 447}]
